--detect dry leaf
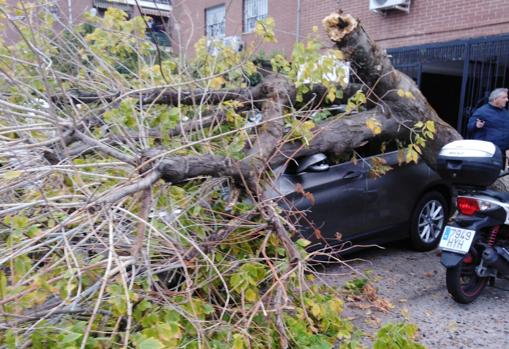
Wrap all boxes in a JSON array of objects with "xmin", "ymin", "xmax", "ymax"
[
  {"xmin": 304, "ymin": 191, "xmax": 315, "ymax": 205},
  {"xmin": 295, "ymin": 183, "xmax": 305, "ymax": 195},
  {"xmin": 363, "ymin": 283, "xmax": 378, "ymax": 302},
  {"xmin": 373, "ymin": 298, "xmax": 394, "ymax": 312},
  {"xmin": 366, "ymin": 315, "xmax": 382, "ymax": 328},
  {"xmin": 351, "ymin": 302, "xmax": 371, "ymax": 310},
  {"xmin": 401, "ymin": 306, "xmax": 410, "ymax": 319}
]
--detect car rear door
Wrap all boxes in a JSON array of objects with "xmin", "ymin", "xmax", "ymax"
[{"xmin": 281, "ymin": 156, "xmax": 369, "ymax": 246}]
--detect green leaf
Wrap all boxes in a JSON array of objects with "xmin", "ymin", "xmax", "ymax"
[
  {"xmin": 254, "ymin": 17, "xmax": 277, "ymax": 43},
  {"xmin": 138, "ymin": 338, "xmax": 163, "ymax": 349},
  {"xmin": 374, "ymin": 323, "xmax": 425, "ymax": 349},
  {"xmin": 366, "ymin": 117, "xmax": 382, "ymax": 135},
  {"xmin": 61, "ymin": 332, "xmax": 82, "ymax": 344},
  {"xmin": 328, "ymin": 298, "xmax": 343, "ymax": 314},
  {"xmin": 232, "ymin": 334, "xmax": 246, "ymax": 349},
  {"xmin": 12, "ymin": 215, "xmax": 29, "ymax": 230},
  {"xmin": 230, "ymin": 273, "xmax": 245, "ymax": 291},
  {"xmin": 405, "ymin": 91, "xmax": 415, "ymax": 99},
  {"xmin": 245, "ymin": 288, "xmax": 258, "ymax": 302},
  {"xmin": 5, "ymin": 329, "xmax": 16, "ymax": 349},
  {"xmin": 203, "ymin": 303, "xmax": 214, "ymax": 315},
  {"xmin": 3, "ymin": 171, "xmax": 22, "ymax": 180},
  {"xmin": 311, "ymin": 302, "xmax": 322, "ymax": 318},
  {"xmin": 425, "ymin": 120, "xmax": 436, "ymax": 133},
  {"xmin": 327, "ymin": 86, "xmax": 336, "ymax": 102},
  {"xmin": 0, "ymin": 271, "xmax": 7, "ymax": 298},
  {"xmin": 296, "ymin": 238, "xmax": 311, "ymax": 247}
]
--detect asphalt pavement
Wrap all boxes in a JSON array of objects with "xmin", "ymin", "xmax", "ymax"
[{"xmin": 321, "ymin": 243, "xmax": 509, "ymax": 348}]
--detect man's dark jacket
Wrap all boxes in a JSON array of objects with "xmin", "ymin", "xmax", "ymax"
[{"xmin": 467, "ymin": 103, "xmax": 509, "ymax": 151}]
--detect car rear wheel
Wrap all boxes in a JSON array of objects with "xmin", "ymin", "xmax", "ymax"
[{"xmin": 410, "ymin": 191, "xmax": 447, "ymax": 251}]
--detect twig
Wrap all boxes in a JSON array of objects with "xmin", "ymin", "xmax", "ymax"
[
  {"xmin": 97, "ymin": 170, "xmax": 161, "ymax": 205},
  {"xmin": 73, "ymin": 130, "xmax": 137, "ymax": 166}
]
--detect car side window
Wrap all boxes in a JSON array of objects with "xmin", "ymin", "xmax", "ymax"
[
  {"xmin": 355, "ymin": 137, "xmax": 410, "ymax": 158},
  {"xmin": 283, "ymin": 158, "xmax": 300, "ymax": 174},
  {"xmin": 327, "ymin": 150, "xmax": 354, "ymax": 165},
  {"xmin": 284, "ymin": 153, "xmax": 332, "ymax": 174},
  {"xmin": 282, "ymin": 136, "xmax": 412, "ymax": 175}
]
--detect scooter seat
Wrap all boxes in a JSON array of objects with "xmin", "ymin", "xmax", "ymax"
[{"xmin": 479, "ymin": 189, "xmax": 509, "ymax": 203}]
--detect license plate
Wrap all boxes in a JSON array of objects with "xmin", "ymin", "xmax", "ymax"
[{"xmin": 439, "ymin": 226, "xmax": 476, "ymax": 254}]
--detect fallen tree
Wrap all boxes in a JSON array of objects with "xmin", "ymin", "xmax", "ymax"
[{"xmin": 0, "ymin": 6, "xmax": 459, "ymax": 349}]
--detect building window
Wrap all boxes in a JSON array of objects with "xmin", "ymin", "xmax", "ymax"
[
  {"xmin": 244, "ymin": 0, "xmax": 267, "ymax": 33},
  {"xmin": 205, "ymin": 5, "xmax": 225, "ymax": 38}
]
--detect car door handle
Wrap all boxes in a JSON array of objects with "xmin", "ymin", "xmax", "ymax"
[{"xmin": 343, "ymin": 171, "xmax": 362, "ymax": 180}]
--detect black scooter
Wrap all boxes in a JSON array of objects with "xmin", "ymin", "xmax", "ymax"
[{"xmin": 437, "ymin": 139, "xmax": 509, "ymax": 303}]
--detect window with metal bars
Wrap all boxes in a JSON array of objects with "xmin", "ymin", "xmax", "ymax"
[
  {"xmin": 244, "ymin": 0, "xmax": 267, "ymax": 33},
  {"xmin": 205, "ymin": 5, "xmax": 225, "ymax": 38}
]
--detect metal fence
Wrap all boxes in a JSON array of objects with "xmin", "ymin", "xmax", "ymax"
[{"xmin": 388, "ymin": 34, "xmax": 509, "ymax": 134}]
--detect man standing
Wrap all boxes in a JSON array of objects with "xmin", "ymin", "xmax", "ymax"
[{"xmin": 467, "ymin": 88, "xmax": 509, "ymax": 165}]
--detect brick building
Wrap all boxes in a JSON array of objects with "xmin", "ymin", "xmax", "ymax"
[
  {"xmin": 2, "ymin": 0, "xmax": 172, "ymax": 46},
  {"xmin": 172, "ymin": 0, "xmax": 509, "ymax": 132}
]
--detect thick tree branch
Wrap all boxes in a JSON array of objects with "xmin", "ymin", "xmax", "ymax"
[
  {"xmin": 51, "ymin": 89, "xmax": 120, "ymax": 106},
  {"xmin": 157, "ymin": 155, "xmax": 253, "ymax": 184},
  {"xmin": 271, "ymin": 108, "xmax": 399, "ymax": 165},
  {"xmin": 245, "ymin": 75, "xmax": 295, "ymax": 170},
  {"xmin": 323, "ymin": 12, "xmax": 398, "ymax": 98},
  {"xmin": 321, "ymin": 9, "xmax": 461, "ymax": 167},
  {"xmin": 141, "ymin": 84, "xmax": 264, "ymax": 105}
]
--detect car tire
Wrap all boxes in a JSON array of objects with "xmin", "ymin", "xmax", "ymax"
[{"xmin": 409, "ymin": 191, "xmax": 448, "ymax": 251}]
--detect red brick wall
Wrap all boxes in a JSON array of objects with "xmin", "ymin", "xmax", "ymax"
[
  {"xmin": 174, "ymin": 0, "xmax": 509, "ymax": 57},
  {"xmin": 172, "ymin": 0, "xmax": 297, "ymax": 57},
  {"xmin": 2, "ymin": 0, "xmax": 93, "ymax": 44},
  {"xmin": 301, "ymin": 0, "xmax": 509, "ymax": 49},
  {"xmin": 1, "ymin": 1, "xmax": 169, "ymax": 44}
]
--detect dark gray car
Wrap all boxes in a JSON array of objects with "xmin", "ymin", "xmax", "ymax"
[{"xmin": 270, "ymin": 144, "xmax": 452, "ymax": 253}]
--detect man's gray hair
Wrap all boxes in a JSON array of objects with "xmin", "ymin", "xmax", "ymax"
[{"xmin": 489, "ymin": 88, "xmax": 508, "ymax": 102}]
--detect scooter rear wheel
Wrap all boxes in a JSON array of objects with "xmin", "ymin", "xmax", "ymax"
[{"xmin": 446, "ymin": 253, "xmax": 487, "ymax": 304}]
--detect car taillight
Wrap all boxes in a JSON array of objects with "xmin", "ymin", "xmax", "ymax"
[{"xmin": 457, "ymin": 197, "xmax": 480, "ymax": 216}]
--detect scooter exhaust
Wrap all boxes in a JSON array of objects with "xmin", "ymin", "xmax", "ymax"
[{"xmin": 482, "ymin": 247, "xmax": 509, "ymax": 275}]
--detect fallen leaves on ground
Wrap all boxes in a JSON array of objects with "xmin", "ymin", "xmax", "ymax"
[{"xmin": 346, "ymin": 281, "xmax": 394, "ymax": 313}]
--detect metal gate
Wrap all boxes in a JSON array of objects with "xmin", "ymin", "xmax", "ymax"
[
  {"xmin": 395, "ymin": 63, "xmax": 422, "ymax": 86},
  {"xmin": 388, "ymin": 34, "xmax": 509, "ymax": 134}
]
